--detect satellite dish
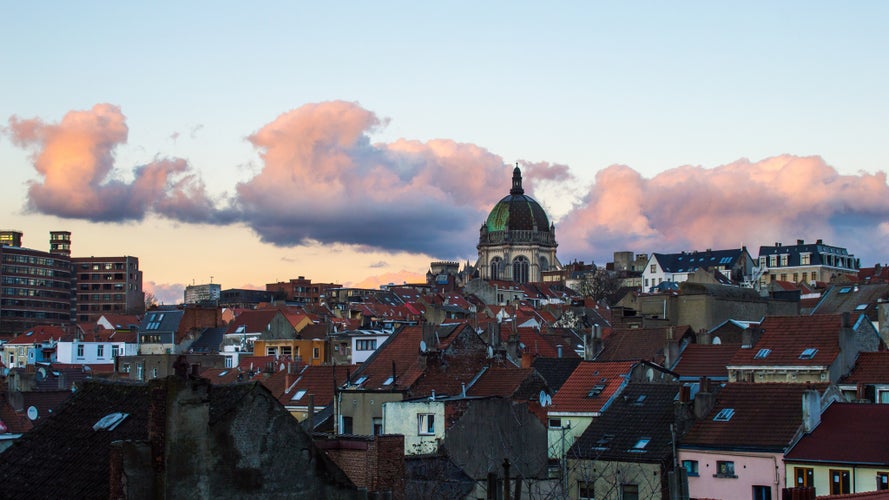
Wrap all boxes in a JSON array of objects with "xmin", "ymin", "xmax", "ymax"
[
  {"xmin": 419, "ymin": 340, "xmax": 428, "ymax": 353},
  {"xmin": 539, "ymin": 390, "xmax": 548, "ymax": 406},
  {"xmin": 546, "ymin": 393, "xmax": 553, "ymax": 407},
  {"xmin": 36, "ymin": 367, "xmax": 47, "ymax": 382},
  {"xmin": 486, "ymin": 345, "xmax": 494, "ymax": 359},
  {"xmin": 279, "ymin": 363, "xmax": 285, "ymax": 372},
  {"xmin": 27, "ymin": 406, "xmax": 38, "ymax": 421}
]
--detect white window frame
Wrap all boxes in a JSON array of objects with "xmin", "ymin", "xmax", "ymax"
[{"xmin": 418, "ymin": 413, "xmax": 435, "ymax": 435}]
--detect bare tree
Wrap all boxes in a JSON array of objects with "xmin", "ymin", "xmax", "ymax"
[
  {"xmin": 144, "ymin": 291, "xmax": 158, "ymax": 310},
  {"xmin": 577, "ymin": 268, "xmax": 622, "ymax": 305}
]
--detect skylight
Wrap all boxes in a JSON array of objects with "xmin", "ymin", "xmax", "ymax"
[
  {"xmin": 634, "ymin": 394, "xmax": 647, "ymax": 405},
  {"xmin": 587, "ymin": 384, "xmax": 606, "ymax": 397},
  {"xmin": 218, "ymin": 370, "xmax": 229, "ymax": 377},
  {"xmin": 839, "ymin": 287, "xmax": 852, "ymax": 294},
  {"xmin": 631, "ymin": 437, "xmax": 651, "ymax": 451},
  {"xmin": 713, "ymin": 408, "xmax": 735, "ymax": 422},
  {"xmin": 383, "ymin": 376, "xmax": 394, "ymax": 386},
  {"xmin": 291, "ymin": 390, "xmax": 307, "ymax": 401},
  {"xmin": 93, "ymin": 412, "xmax": 129, "ymax": 431},
  {"xmin": 754, "ymin": 348, "xmax": 771, "ymax": 359},
  {"xmin": 855, "ymin": 304, "xmax": 868, "ymax": 311},
  {"xmin": 799, "ymin": 348, "xmax": 818, "ymax": 360}
]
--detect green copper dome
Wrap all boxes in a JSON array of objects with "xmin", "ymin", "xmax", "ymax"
[{"xmin": 484, "ymin": 166, "xmax": 552, "ymax": 233}]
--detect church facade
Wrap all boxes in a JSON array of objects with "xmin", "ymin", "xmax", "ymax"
[{"xmin": 476, "ymin": 165, "xmax": 561, "ymax": 283}]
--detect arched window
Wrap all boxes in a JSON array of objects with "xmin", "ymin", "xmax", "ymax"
[
  {"xmin": 539, "ymin": 256, "xmax": 549, "ymax": 273},
  {"xmin": 513, "ymin": 256, "xmax": 530, "ymax": 284},
  {"xmin": 490, "ymin": 257, "xmax": 502, "ymax": 281}
]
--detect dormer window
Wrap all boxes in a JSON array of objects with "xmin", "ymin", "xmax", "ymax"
[
  {"xmin": 754, "ymin": 348, "xmax": 771, "ymax": 359},
  {"xmin": 799, "ymin": 348, "xmax": 818, "ymax": 360},
  {"xmin": 713, "ymin": 408, "xmax": 735, "ymax": 422}
]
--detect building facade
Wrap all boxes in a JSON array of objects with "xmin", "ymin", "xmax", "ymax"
[
  {"xmin": 0, "ymin": 230, "xmax": 73, "ymax": 335},
  {"xmin": 757, "ymin": 239, "xmax": 859, "ymax": 287},
  {"xmin": 477, "ymin": 166, "xmax": 560, "ymax": 283},
  {"xmin": 72, "ymin": 255, "xmax": 144, "ymax": 324}
]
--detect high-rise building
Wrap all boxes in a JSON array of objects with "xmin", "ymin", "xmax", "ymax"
[
  {"xmin": 72, "ymin": 255, "xmax": 145, "ymax": 324},
  {"xmin": 184, "ymin": 283, "xmax": 222, "ymax": 305},
  {"xmin": 0, "ymin": 231, "xmax": 73, "ymax": 334}
]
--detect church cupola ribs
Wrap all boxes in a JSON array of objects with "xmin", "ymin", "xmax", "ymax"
[{"xmin": 510, "ymin": 163, "xmax": 525, "ymax": 195}]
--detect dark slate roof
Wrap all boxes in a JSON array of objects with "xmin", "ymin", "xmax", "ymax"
[
  {"xmin": 139, "ymin": 309, "xmax": 185, "ymax": 333},
  {"xmin": 785, "ymin": 403, "xmax": 889, "ymax": 465},
  {"xmin": 758, "ymin": 241, "xmax": 855, "ymax": 267},
  {"xmin": 810, "ymin": 283, "xmax": 889, "ymax": 318},
  {"xmin": 0, "ymin": 378, "xmax": 293, "ymax": 498},
  {"xmin": 680, "ymin": 383, "xmax": 820, "ymax": 452},
  {"xmin": 567, "ymin": 383, "xmax": 680, "ymax": 463},
  {"xmin": 0, "ymin": 379, "xmax": 152, "ymax": 498},
  {"xmin": 404, "ymin": 455, "xmax": 475, "ymax": 499},
  {"xmin": 652, "ymin": 249, "xmax": 746, "ymax": 274},
  {"xmin": 531, "ymin": 357, "xmax": 582, "ymax": 392},
  {"xmin": 597, "ymin": 325, "xmax": 694, "ymax": 364},
  {"xmin": 189, "ymin": 326, "xmax": 227, "ymax": 353}
]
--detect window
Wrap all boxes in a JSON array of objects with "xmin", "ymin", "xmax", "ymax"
[
  {"xmin": 548, "ymin": 418, "xmax": 562, "ymax": 429},
  {"xmin": 356, "ymin": 339, "xmax": 377, "ymax": 351},
  {"xmin": 77, "ymin": 344, "xmax": 84, "ymax": 358},
  {"xmin": 754, "ymin": 348, "xmax": 771, "ymax": 359},
  {"xmin": 713, "ymin": 408, "xmax": 735, "ymax": 422},
  {"xmin": 587, "ymin": 384, "xmax": 606, "ymax": 397},
  {"xmin": 651, "ymin": 264, "xmax": 657, "ymax": 273},
  {"xmin": 341, "ymin": 416, "xmax": 353, "ymax": 435},
  {"xmin": 769, "ymin": 255, "xmax": 777, "ymax": 267},
  {"xmin": 578, "ymin": 482, "xmax": 594, "ymax": 500},
  {"xmin": 799, "ymin": 348, "xmax": 818, "ymax": 360},
  {"xmin": 266, "ymin": 347, "xmax": 278, "ymax": 356},
  {"xmin": 752, "ymin": 485, "xmax": 771, "ymax": 500},
  {"xmin": 312, "ymin": 347, "xmax": 320, "ymax": 359},
  {"xmin": 111, "ymin": 345, "xmax": 119, "ymax": 358},
  {"xmin": 715, "ymin": 461, "xmax": 736, "ymax": 478},
  {"xmin": 621, "ymin": 484, "xmax": 639, "ymax": 500},
  {"xmin": 280, "ymin": 346, "xmax": 292, "ymax": 357},
  {"xmin": 878, "ymin": 472, "xmax": 889, "ymax": 490},
  {"xmin": 830, "ymin": 469, "xmax": 850, "ymax": 494},
  {"xmin": 513, "ymin": 256, "xmax": 530, "ymax": 284},
  {"xmin": 97, "ymin": 344, "xmax": 104, "ymax": 358},
  {"xmin": 801, "ymin": 253, "xmax": 811, "ymax": 265},
  {"xmin": 630, "ymin": 437, "xmax": 650, "ymax": 452},
  {"xmin": 418, "ymin": 413, "xmax": 435, "ymax": 435},
  {"xmin": 682, "ymin": 460, "xmax": 699, "ymax": 477},
  {"xmin": 780, "ymin": 254, "xmax": 789, "ymax": 266},
  {"xmin": 373, "ymin": 417, "xmax": 383, "ymax": 435}
]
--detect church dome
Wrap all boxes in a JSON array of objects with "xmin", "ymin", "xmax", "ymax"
[{"xmin": 484, "ymin": 166, "xmax": 552, "ymax": 233}]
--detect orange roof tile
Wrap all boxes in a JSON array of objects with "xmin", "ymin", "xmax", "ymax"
[
  {"xmin": 728, "ymin": 315, "xmax": 843, "ymax": 367},
  {"xmin": 550, "ymin": 360, "xmax": 635, "ymax": 413}
]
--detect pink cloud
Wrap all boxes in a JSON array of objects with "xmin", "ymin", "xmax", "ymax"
[
  {"xmin": 144, "ymin": 281, "xmax": 184, "ymax": 305},
  {"xmin": 5, "ymin": 104, "xmax": 231, "ymax": 223},
  {"xmin": 350, "ymin": 270, "xmax": 427, "ymax": 289},
  {"xmin": 557, "ymin": 155, "xmax": 889, "ymax": 265}
]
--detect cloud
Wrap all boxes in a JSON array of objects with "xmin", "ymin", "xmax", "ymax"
[
  {"xmin": 234, "ymin": 100, "xmax": 514, "ymax": 256},
  {"xmin": 557, "ymin": 155, "xmax": 889, "ymax": 265},
  {"xmin": 5, "ymin": 104, "xmax": 233, "ymax": 223},
  {"xmin": 144, "ymin": 281, "xmax": 184, "ymax": 305},
  {"xmin": 369, "ymin": 261, "xmax": 388, "ymax": 268}
]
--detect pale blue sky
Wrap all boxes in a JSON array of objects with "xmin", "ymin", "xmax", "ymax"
[{"xmin": 2, "ymin": 2, "xmax": 888, "ymax": 301}]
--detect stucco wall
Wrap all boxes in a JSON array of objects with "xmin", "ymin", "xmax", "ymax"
[
  {"xmin": 382, "ymin": 400, "xmax": 444, "ymax": 455},
  {"xmin": 680, "ymin": 449, "xmax": 783, "ymax": 500}
]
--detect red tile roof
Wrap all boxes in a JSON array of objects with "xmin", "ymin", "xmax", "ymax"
[
  {"xmin": 681, "ymin": 383, "xmax": 824, "ymax": 451},
  {"xmin": 279, "ymin": 364, "xmax": 355, "ymax": 407},
  {"xmin": 550, "ymin": 361, "xmax": 635, "ymax": 413},
  {"xmin": 841, "ymin": 352, "xmax": 889, "ymax": 384},
  {"xmin": 596, "ymin": 325, "xmax": 693, "ymax": 363},
  {"xmin": 728, "ymin": 315, "xmax": 843, "ymax": 367},
  {"xmin": 786, "ymin": 402, "xmax": 889, "ymax": 464},
  {"xmin": 7, "ymin": 325, "xmax": 72, "ymax": 345},
  {"xmin": 224, "ymin": 309, "xmax": 282, "ymax": 334},
  {"xmin": 673, "ymin": 344, "xmax": 741, "ymax": 379},
  {"xmin": 467, "ymin": 367, "xmax": 540, "ymax": 399}
]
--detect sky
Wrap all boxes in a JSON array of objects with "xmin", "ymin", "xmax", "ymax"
[{"xmin": 2, "ymin": 2, "xmax": 889, "ymax": 305}]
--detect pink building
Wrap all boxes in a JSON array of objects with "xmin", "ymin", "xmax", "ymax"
[{"xmin": 678, "ymin": 383, "xmax": 837, "ymax": 500}]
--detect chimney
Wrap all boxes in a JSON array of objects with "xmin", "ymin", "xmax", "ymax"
[
  {"xmin": 693, "ymin": 377, "xmax": 716, "ymax": 419},
  {"xmin": 507, "ymin": 333, "xmax": 520, "ymax": 360},
  {"xmin": 801, "ymin": 389, "xmax": 821, "ymax": 432},
  {"xmin": 306, "ymin": 394, "xmax": 315, "ymax": 430},
  {"xmin": 697, "ymin": 328, "xmax": 712, "ymax": 345},
  {"xmin": 797, "ymin": 239, "xmax": 804, "ymax": 245},
  {"xmin": 664, "ymin": 339, "xmax": 680, "ymax": 369}
]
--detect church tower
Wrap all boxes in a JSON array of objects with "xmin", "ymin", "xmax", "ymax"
[{"xmin": 476, "ymin": 165, "xmax": 560, "ymax": 283}]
